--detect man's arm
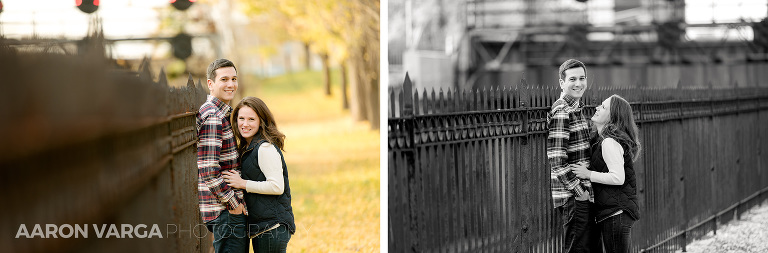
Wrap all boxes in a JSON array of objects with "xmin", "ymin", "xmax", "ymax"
[
  {"xmin": 197, "ymin": 113, "xmax": 242, "ymax": 211},
  {"xmin": 546, "ymin": 109, "xmax": 588, "ymax": 199}
]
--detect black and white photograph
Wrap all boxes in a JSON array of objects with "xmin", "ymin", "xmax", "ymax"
[{"xmin": 387, "ymin": 0, "xmax": 768, "ymax": 252}]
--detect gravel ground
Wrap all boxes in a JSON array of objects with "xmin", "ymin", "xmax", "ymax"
[{"xmin": 674, "ymin": 201, "xmax": 768, "ymax": 253}]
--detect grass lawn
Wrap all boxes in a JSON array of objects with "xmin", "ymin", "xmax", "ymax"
[{"xmin": 242, "ymin": 70, "xmax": 380, "ymax": 252}]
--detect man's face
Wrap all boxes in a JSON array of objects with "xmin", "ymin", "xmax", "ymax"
[
  {"xmin": 559, "ymin": 67, "xmax": 587, "ymax": 98},
  {"xmin": 207, "ymin": 67, "xmax": 238, "ymax": 104}
]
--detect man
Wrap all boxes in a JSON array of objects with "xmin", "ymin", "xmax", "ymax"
[
  {"xmin": 197, "ymin": 58, "xmax": 248, "ymax": 252},
  {"xmin": 547, "ymin": 59, "xmax": 598, "ymax": 253}
]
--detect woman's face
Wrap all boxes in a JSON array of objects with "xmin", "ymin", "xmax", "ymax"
[
  {"xmin": 237, "ymin": 106, "xmax": 260, "ymax": 141},
  {"xmin": 591, "ymin": 97, "xmax": 611, "ymax": 125}
]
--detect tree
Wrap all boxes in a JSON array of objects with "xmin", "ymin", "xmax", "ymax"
[
  {"xmin": 238, "ymin": 0, "xmax": 380, "ymax": 129},
  {"xmin": 339, "ymin": 0, "xmax": 380, "ymax": 129}
]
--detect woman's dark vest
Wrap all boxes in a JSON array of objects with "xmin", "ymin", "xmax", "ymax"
[
  {"xmin": 241, "ymin": 139, "xmax": 296, "ymax": 235},
  {"xmin": 589, "ymin": 137, "xmax": 640, "ymax": 221}
]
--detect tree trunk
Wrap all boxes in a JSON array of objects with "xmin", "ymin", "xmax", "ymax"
[
  {"xmin": 367, "ymin": 58, "xmax": 380, "ymax": 130},
  {"xmin": 348, "ymin": 58, "xmax": 365, "ymax": 121},
  {"xmin": 341, "ymin": 60, "xmax": 349, "ymax": 109},
  {"xmin": 344, "ymin": 0, "xmax": 379, "ymax": 129},
  {"xmin": 348, "ymin": 43, "xmax": 379, "ymax": 129},
  {"xmin": 363, "ymin": 43, "xmax": 379, "ymax": 130},
  {"xmin": 322, "ymin": 53, "xmax": 331, "ymax": 96},
  {"xmin": 303, "ymin": 42, "xmax": 311, "ymax": 70}
]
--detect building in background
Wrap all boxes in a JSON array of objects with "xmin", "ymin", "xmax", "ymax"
[{"xmin": 390, "ymin": 0, "xmax": 768, "ymax": 91}]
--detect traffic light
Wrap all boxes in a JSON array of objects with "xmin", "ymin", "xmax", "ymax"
[
  {"xmin": 1, "ymin": 1, "xmax": 4, "ymax": 14},
  {"xmin": 171, "ymin": 33, "xmax": 192, "ymax": 60},
  {"xmin": 76, "ymin": 0, "xmax": 99, "ymax": 14},
  {"xmin": 171, "ymin": 0, "xmax": 196, "ymax": 11}
]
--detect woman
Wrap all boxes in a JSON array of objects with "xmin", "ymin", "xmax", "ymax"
[
  {"xmin": 573, "ymin": 94, "xmax": 641, "ymax": 253},
  {"xmin": 222, "ymin": 96, "xmax": 295, "ymax": 253}
]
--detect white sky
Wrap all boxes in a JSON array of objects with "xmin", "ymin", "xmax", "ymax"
[
  {"xmin": 0, "ymin": 0, "xmax": 173, "ymax": 59},
  {"xmin": 686, "ymin": 0, "xmax": 767, "ymax": 24},
  {"xmin": 582, "ymin": 0, "xmax": 767, "ymax": 40},
  {"xmin": 0, "ymin": 0, "xmax": 167, "ymax": 38}
]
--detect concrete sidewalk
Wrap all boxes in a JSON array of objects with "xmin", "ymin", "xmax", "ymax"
[{"xmin": 674, "ymin": 201, "xmax": 768, "ymax": 253}]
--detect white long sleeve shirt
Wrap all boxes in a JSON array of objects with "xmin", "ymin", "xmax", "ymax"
[
  {"xmin": 589, "ymin": 138, "xmax": 625, "ymax": 186},
  {"xmin": 244, "ymin": 142, "xmax": 285, "ymax": 195}
]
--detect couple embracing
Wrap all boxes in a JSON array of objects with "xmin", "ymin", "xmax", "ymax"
[
  {"xmin": 547, "ymin": 59, "xmax": 642, "ymax": 253},
  {"xmin": 196, "ymin": 59, "xmax": 295, "ymax": 253}
]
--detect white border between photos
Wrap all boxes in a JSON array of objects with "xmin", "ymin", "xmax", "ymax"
[{"xmin": 380, "ymin": 1, "xmax": 389, "ymax": 252}]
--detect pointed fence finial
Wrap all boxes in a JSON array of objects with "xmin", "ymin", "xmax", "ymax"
[
  {"xmin": 187, "ymin": 73, "xmax": 195, "ymax": 88},
  {"xmin": 138, "ymin": 57, "xmax": 153, "ymax": 83},
  {"xmin": 158, "ymin": 67, "xmax": 168, "ymax": 87},
  {"xmin": 403, "ymin": 72, "xmax": 414, "ymax": 117},
  {"xmin": 519, "ymin": 77, "xmax": 529, "ymax": 90}
]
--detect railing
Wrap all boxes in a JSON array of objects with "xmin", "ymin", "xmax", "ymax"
[
  {"xmin": 388, "ymin": 73, "xmax": 768, "ymax": 252},
  {"xmin": 0, "ymin": 45, "xmax": 210, "ymax": 252}
]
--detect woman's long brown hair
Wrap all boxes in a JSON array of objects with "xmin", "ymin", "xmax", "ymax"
[
  {"xmin": 601, "ymin": 95, "xmax": 641, "ymax": 161},
  {"xmin": 231, "ymin": 96, "xmax": 285, "ymax": 154}
]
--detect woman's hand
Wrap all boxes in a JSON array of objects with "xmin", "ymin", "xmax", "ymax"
[
  {"xmin": 571, "ymin": 162, "xmax": 591, "ymax": 180},
  {"xmin": 222, "ymin": 170, "xmax": 247, "ymax": 189}
]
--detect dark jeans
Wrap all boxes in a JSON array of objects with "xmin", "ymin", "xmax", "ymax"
[
  {"xmin": 251, "ymin": 224, "xmax": 292, "ymax": 253},
  {"xmin": 206, "ymin": 211, "xmax": 249, "ymax": 253},
  {"xmin": 558, "ymin": 198, "xmax": 601, "ymax": 253},
  {"xmin": 598, "ymin": 212, "xmax": 635, "ymax": 253}
]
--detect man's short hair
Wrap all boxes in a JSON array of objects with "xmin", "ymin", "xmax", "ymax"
[
  {"xmin": 207, "ymin": 58, "xmax": 237, "ymax": 81},
  {"xmin": 558, "ymin": 59, "xmax": 586, "ymax": 80}
]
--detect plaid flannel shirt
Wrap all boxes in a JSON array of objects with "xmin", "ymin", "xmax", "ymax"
[
  {"xmin": 546, "ymin": 94, "xmax": 594, "ymax": 208},
  {"xmin": 196, "ymin": 95, "xmax": 247, "ymax": 223}
]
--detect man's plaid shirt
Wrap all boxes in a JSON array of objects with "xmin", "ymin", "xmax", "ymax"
[
  {"xmin": 196, "ymin": 95, "xmax": 247, "ymax": 223},
  {"xmin": 546, "ymin": 94, "xmax": 594, "ymax": 208}
]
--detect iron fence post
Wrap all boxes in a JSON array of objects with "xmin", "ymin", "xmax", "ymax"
[
  {"xmin": 401, "ymin": 73, "xmax": 420, "ymax": 251},
  {"xmin": 520, "ymin": 77, "xmax": 530, "ymax": 145}
]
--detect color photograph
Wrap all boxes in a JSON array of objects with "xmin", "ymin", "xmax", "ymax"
[{"xmin": 1, "ymin": 0, "xmax": 379, "ymax": 252}]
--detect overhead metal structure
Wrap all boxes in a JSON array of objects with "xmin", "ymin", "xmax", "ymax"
[{"xmin": 457, "ymin": 0, "xmax": 768, "ymax": 89}]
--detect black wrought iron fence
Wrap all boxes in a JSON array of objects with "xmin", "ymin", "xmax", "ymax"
[
  {"xmin": 388, "ymin": 73, "xmax": 768, "ymax": 252},
  {"xmin": 0, "ymin": 46, "xmax": 210, "ymax": 252}
]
